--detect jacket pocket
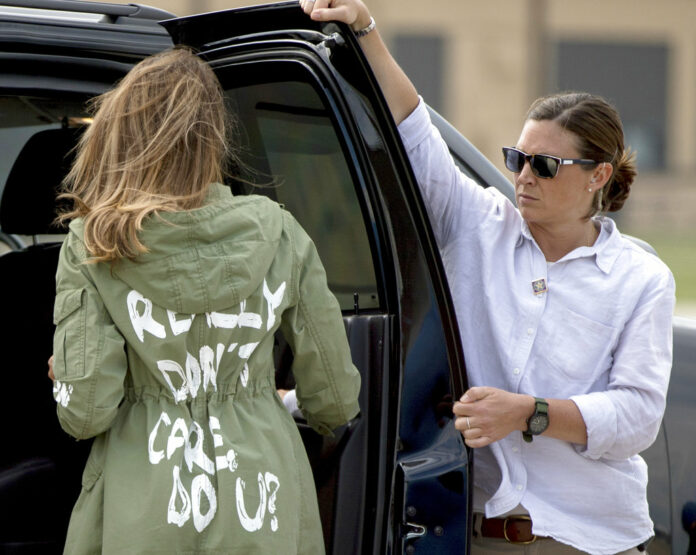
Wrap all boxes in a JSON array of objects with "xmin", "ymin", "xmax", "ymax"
[
  {"xmin": 53, "ymin": 288, "xmax": 86, "ymax": 379},
  {"xmin": 81, "ymin": 437, "xmax": 105, "ymax": 491}
]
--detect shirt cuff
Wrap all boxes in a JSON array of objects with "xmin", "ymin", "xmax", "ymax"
[
  {"xmin": 570, "ymin": 391, "xmax": 617, "ymax": 459},
  {"xmin": 397, "ymin": 96, "xmax": 431, "ymax": 152},
  {"xmin": 282, "ymin": 389, "xmax": 299, "ymax": 413}
]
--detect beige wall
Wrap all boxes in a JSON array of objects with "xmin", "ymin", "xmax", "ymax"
[
  {"xmin": 104, "ymin": 0, "xmax": 696, "ymax": 233},
  {"xmin": 117, "ymin": 0, "xmax": 696, "ymax": 173}
]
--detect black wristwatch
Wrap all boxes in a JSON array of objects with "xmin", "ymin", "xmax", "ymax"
[{"xmin": 523, "ymin": 397, "xmax": 549, "ymax": 443}]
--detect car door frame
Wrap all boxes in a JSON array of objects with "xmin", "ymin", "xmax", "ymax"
[{"xmin": 162, "ymin": 4, "xmax": 473, "ymax": 553}]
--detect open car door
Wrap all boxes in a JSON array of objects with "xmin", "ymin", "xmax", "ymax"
[{"xmin": 162, "ymin": 2, "xmax": 472, "ymax": 553}]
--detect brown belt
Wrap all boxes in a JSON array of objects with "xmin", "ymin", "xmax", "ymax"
[
  {"xmin": 478, "ymin": 515, "xmax": 540, "ymax": 544},
  {"xmin": 477, "ymin": 514, "xmax": 653, "ymax": 550}
]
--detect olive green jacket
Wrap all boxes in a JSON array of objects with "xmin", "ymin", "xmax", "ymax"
[{"xmin": 52, "ymin": 184, "xmax": 360, "ymax": 554}]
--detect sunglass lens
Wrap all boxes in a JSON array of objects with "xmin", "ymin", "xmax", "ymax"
[
  {"xmin": 532, "ymin": 155, "xmax": 558, "ymax": 178},
  {"xmin": 503, "ymin": 148, "xmax": 524, "ymax": 173}
]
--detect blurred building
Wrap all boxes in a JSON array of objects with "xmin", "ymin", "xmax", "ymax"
[{"xmin": 109, "ymin": 0, "xmax": 696, "ymax": 235}]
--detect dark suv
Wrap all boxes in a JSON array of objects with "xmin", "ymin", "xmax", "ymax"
[{"xmin": 1, "ymin": 2, "xmax": 695, "ymax": 553}]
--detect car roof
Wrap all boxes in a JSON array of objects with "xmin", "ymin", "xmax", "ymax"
[
  {"xmin": 0, "ymin": 0, "xmax": 174, "ymax": 96},
  {"xmin": 0, "ymin": 0, "xmax": 174, "ymax": 59},
  {"xmin": 0, "ymin": 0, "xmax": 173, "ymax": 23}
]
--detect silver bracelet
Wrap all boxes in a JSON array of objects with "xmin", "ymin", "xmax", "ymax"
[{"xmin": 354, "ymin": 16, "xmax": 376, "ymax": 38}]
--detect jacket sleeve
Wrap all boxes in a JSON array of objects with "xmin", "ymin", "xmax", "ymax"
[
  {"xmin": 279, "ymin": 216, "xmax": 361, "ymax": 435},
  {"xmin": 52, "ymin": 234, "xmax": 127, "ymax": 440}
]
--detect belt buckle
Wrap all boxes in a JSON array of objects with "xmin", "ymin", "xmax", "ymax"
[{"xmin": 503, "ymin": 515, "xmax": 537, "ymax": 545}]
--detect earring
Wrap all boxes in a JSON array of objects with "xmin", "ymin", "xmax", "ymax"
[{"xmin": 588, "ymin": 188, "xmax": 593, "ymax": 193}]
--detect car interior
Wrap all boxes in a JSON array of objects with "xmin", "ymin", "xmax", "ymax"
[{"xmin": 0, "ymin": 68, "xmax": 379, "ymax": 551}]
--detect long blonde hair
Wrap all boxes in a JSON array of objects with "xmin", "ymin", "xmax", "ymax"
[{"xmin": 59, "ymin": 47, "xmax": 231, "ymax": 262}]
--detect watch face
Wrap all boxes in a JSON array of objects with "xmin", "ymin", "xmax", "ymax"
[{"xmin": 529, "ymin": 414, "xmax": 549, "ymax": 434}]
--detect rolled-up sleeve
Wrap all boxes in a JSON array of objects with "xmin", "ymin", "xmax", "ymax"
[
  {"xmin": 52, "ymin": 235, "xmax": 127, "ymax": 440},
  {"xmin": 571, "ymin": 265, "xmax": 675, "ymax": 460}
]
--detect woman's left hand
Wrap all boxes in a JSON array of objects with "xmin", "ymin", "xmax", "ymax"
[
  {"xmin": 47, "ymin": 355, "xmax": 55, "ymax": 382},
  {"xmin": 453, "ymin": 387, "xmax": 533, "ymax": 448},
  {"xmin": 299, "ymin": 0, "xmax": 370, "ymax": 31}
]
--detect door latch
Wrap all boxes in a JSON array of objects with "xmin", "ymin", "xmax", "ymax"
[
  {"xmin": 402, "ymin": 521, "xmax": 427, "ymax": 540},
  {"xmin": 321, "ymin": 32, "xmax": 346, "ymax": 50}
]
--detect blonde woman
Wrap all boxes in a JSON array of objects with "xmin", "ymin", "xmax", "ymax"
[{"xmin": 49, "ymin": 47, "xmax": 360, "ymax": 554}]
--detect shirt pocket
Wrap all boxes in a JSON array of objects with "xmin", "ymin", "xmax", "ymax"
[
  {"xmin": 542, "ymin": 307, "xmax": 618, "ymax": 383},
  {"xmin": 53, "ymin": 288, "xmax": 86, "ymax": 379}
]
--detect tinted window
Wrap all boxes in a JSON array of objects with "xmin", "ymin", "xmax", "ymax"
[
  {"xmin": 222, "ymin": 75, "xmax": 380, "ymax": 311},
  {"xmin": 0, "ymin": 96, "xmax": 89, "ymax": 248},
  {"xmin": 0, "ymin": 97, "xmax": 86, "ymax": 200}
]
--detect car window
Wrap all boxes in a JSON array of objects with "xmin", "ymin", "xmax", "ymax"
[
  {"xmin": 222, "ymin": 74, "xmax": 381, "ymax": 312},
  {"xmin": 0, "ymin": 122, "xmax": 54, "ymax": 200},
  {"xmin": 0, "ymin": 96, "xmax": 88, "ymax": 247},
  {"xmin": 0, "ymin": 98, "xmax": 72, "ymax": 200}
]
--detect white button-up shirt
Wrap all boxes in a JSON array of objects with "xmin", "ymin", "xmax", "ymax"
[{"xmin": 399, "ymin": 99, "xmax": 675, "ymax": 554}]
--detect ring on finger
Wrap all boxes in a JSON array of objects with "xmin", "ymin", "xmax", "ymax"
[{"xmin": 466, "ymin": 417, "xmax": 471, "ymax": 430}]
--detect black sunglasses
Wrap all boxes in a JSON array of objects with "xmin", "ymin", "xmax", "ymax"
[{"xmin": 502, "ymin": 147, "xmax": 598, "ymax": 179}]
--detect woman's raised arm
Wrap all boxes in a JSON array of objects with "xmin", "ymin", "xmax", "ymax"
[{"xmin": 301, "ymin": 0, "xmax": 419, "ymax": 124}]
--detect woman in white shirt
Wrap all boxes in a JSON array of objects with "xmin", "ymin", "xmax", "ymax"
[{"xmin": 302, "ymin": 1, "xmax": 675, "ymax": 554}]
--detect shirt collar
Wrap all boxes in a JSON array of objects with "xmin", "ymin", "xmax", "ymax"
[
  {"xmin": 592, "ymin": 217, "xmax": 624, "ymax": 274},
  {"xmin": 517, "ymin": 216, "xmax": 623, "ymax": 274}
]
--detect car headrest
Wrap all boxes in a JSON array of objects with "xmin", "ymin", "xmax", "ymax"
[{"xmin": 0, "ymin": 127, "xmax": 83, "ymax": 235}]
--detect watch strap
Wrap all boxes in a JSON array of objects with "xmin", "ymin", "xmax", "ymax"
[
  {"xmin": 534, "ymin": 397, "xmax": 549, "ymax": 415},
  {"xmin": 523, "ymin": 397, "xmax": 549, "ymax": 442}
]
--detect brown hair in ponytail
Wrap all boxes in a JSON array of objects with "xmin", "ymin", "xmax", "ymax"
[{"xmin": 526, "ymin": 92, "xmax": 637, "ymax": 217}]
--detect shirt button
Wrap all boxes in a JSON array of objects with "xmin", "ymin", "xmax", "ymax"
[
  {"xmin": 513, "ymin": 368, "xmax": 520, "ymax": 375},
  {"xmin": 512, "ymin": 447, "xmax": 519, "ymax": 453},
  {"xmin": 526, "ymin": 327, "xmax": 534, "ymax": 335},
  {"xmin": 517, "ymin": 485, "xmax": 523, "ymax": 491}
]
